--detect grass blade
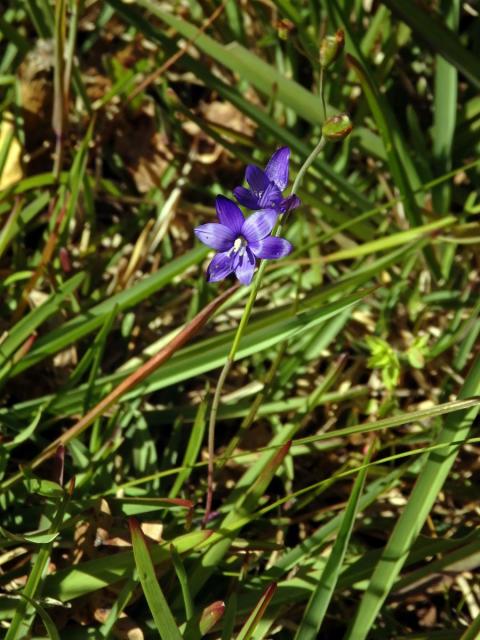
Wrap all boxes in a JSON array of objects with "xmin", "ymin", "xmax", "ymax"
[
  {"xmin": 44, "ymin": 529, "xmax": 212, "ymax": 601},
  {"xmin": 236, "ymin": 583, "xmax": 277, "ymax": 640},
  {"xmin": 129, "ymin": 518, "xmax": 183, "ymax": 640},
  {"xmin": 5, "ymin": 593, "xmax": 60, "ymax": 640},
  {"xmin": 5, "ymin": 478, "xmax": 72, "ymax": 640},
  {"xmin": 460, "ymin": 613, "xmax": 480, "ymax": 640},
  {"xmin": 346, "ymin": 354, "xmax": 480, "ymax": 639},
  {"xmin": 134, "ymin": 0, "xmax": 326, "ymax": 127},
  {"xmin": 294, "ymin": 444, "xmax": 373, "ymax": 639},
  {"xmin": 189, "ymin": 441, "xmax": 292, "ymax": 596}
]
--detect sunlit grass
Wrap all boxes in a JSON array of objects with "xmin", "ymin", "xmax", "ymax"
[{"xmin": 0, "ymin": 1, "xmax": 479, "ymax": 638}]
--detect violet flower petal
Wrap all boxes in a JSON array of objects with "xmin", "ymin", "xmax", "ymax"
[
  {"xmin": 194, "ymin": 223, "xmax": 236, "ymax": 251},
  {"xmin": 241, "ymin": 209, "xmax": 278, "ymax": 243},
  {"xmin": 245, "ymin": 165, "xmax": 269, "ymax": 194},
  {"xmin": 215, "ymin": 195, "xmax": 245, "ymax": 234},
  {"xmin": 233, "ymin": 186, "xmax": 260, "ymax": 210},
  {"xmin": 207, "ymin": 251, "xmax": 234, "ymax": 282},
  {"xmin": 249, "ymin": 236, "xmax": 292, "ymax": 259},
  {"xmin": 234, "ymin": 247, "xmax": 256, "ymax": 285},
  {"xmin": 258, "ymin": 181, "xmax": 283, "ymax": 208},
  {"xmin": 265, "ymin": 147, "xmax": 290, "ymax": 191}
]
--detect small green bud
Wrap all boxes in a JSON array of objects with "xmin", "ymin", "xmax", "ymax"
[
  {"xmin": 319, "ymin": 29, "xmax": 345, "ymax": 69},
  {"xmin": 322, "ymin": 113, "xmax": 353, "ymax": 141}
]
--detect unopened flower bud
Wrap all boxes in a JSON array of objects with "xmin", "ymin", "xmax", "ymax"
[
  {"xmin": 322, "ymin": 113, "xmax": 353, "ymax": 141},
  {"xmin": 277, "ymin": 18, "xmax": 295, "ymax": 41},
  {"xmin": 199, "ymin": 601, "xmax": 225, "ymax": 635},
  {"xmin": 319, "ymin": 29, "xmax": 345, "ymax": 69}
]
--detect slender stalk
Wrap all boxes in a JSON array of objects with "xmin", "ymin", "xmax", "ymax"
[
  {"xmin": 319, "ymin": 66, "xmax": 327, "ymax": 122},
  {"xmin": 52, "ymin": 0, "xmax": 67, "ymax": 180},
  {"xmin": 291, "ymin": 136, "xmax": 327, "ymax": 196},
  {"xmin": 203, "ymin": 136, "xmax": 326, "ymax": 524},
  {"xmin": 219, "ymin": 269, "xmax": 303, "ymax": 465},
  {"xmin": 204, "ymin": 356, "xmax": 232, "ymax": 522}
]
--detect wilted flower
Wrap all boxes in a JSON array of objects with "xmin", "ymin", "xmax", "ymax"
[
  {"xmin": 233, "ymin": 147, "xmax": 300, "ymax": 213},
  {"xmin": 195, "ymin": 195, "xmax": 292, "ymax": 285},
  {"xmin": 319, "ymin": 29, "xmax": 345, "ymax": 69}
]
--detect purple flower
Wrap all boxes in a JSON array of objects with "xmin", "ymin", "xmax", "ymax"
[
  {"xmin": 233, "ymin": 147, "xmax": 301, "ymax": 213},
  {"xmin": 195, "ymin": 195, "xmax": 292, "ymax": 285}
]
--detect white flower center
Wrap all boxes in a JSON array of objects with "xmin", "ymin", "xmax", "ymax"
[{"xmin": 233, "ymin": 236, "xmax": 247, "ymax": 253}]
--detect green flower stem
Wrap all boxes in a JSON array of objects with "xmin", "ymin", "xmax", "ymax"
[
  {"xmin": 203, "ymin": 136, "xmax": 326, "ymax": 525},
  {"xmin": 220, "ymin": 269, "xmax": 303, "ymax": 465},
  {"xmin": 291, "ymin": 135, "xmax": 327, "ymax": 196},
  {"xmin": 319, "ymin": 66, "xmax": 327, "ymax": 122}
]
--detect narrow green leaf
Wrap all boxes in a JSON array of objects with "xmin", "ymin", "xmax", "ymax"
[
  {"xmin": 170, "ymin": 543, "xmax": 194, "ymax": 621},
  {"xmin": 189, "ymin": 442, "xmax": 291, "ymax": 596},
  {"xmin": 0, "ymin": 526, "xmax": 59, "ymax": 545},
  {"xmin": 106, "ymin": 0, "xmax": 372, "ymax": 215},
  {"xmin": 135, "ymin": 0, "xmax": 325, "ymax": 126},
  {"xmin": 3, "ymin": 593, "xmax": 60, "ymax": 640},
  {"xmin": 323, "ymin": 216, "xmax": 454, "ymax": 263},
  {"xmin": 347, "ymin": 354, "xmax": 480, "ymax": 639},
  {"xmin": 44, "ymin": 529, "xmax": 212, "ymax": 600},
  {"xmin": 235, "ymin": 583, "xmax": 277, "ymax": 640},
  {"xmin": 0, "ymin": 192, "xmax": 50, "ymax": 259},
  {"xmin": 4, "ymin": 407, "xmax": 43, "ymax": 451},
  {"xmin": 460, "ymin": 613, "xmax": 480, "ymax": 640},
  {"xmin": 169, "ymin": 397, "xmax": 207, "ymax": 498},
  {"xmin": 129, "ymin": 518, "xmax": 182, "ymax": 640},
  {"xmin": 5, "ymin": 483, "xmax": 71, "ymax": 640},
  {"xmin": 294, "ymin": 445, "xmax": 372, "ymax": 639}
]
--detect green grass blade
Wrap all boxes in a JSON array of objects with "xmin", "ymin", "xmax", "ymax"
[
  {"xmin": 189, "ymin": 442, "xmax": 292, "ymax": 596},
  {"xmin": 5, "ymin": 593, "xmax": 60, "ymax": 640},
  {"xmin": 129, "ymin": 518, "xmax": 183, "ymax": 640},
  {"xmin": 432, "ymin": 0, "xmax": 459, "ymax": 279},
  {"xmin": 460, "ymin": 614, "xmax": 480, "ymax": 640},
  {"xmin": 171, "ymin": 543, "xmax": 194, "ymax": 621},
  {"xmin": 266, "ymin": 463, "xmax": 408, "ymax": 580},
  {"xmin": 323, "ymin": 216, "xmax": 454, "ymax": 263},
  {"xmin": 5, "ymin": 481, "xmax": 71, "ymax": 640},
  {"xmin": 106, "ymin": 0, "xmax": 371, "ymax": 214},
  {"xmin": 346, "ymin": 354, "xmax": 480, "ymax": 639},
  {"xmin": 235, "ymin": 583, "xmax": 277, "ymax": 640},
  {"xmin": 0, "ymin": 192, "xmax": 50, "ymax": 259},
  {"xmin": 44, "ymin": 529, "xmax": 212, "ymax": 601},
  {"xmin": 169, "ymin": 396, "xmax": 208, "ymax": 498},
  {"xmin": 4, "ymin": 286, "xmax": 373, "ymax": 422},
  {"xmin": 294, "ymin": 445, "xmax": 372, "ymax": 639}
]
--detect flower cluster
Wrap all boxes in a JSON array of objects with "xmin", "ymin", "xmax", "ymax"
[{"xmin": 195, "ymin": 147, "xmax": 299, "ymax": 285}]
